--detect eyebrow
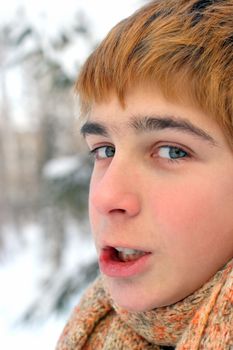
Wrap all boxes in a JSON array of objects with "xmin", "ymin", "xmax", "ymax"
[{"xmin": 80, "ymin": 115, "xmax": 218, "ymax": 146}]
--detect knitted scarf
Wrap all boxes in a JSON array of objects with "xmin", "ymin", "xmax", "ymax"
[{"xmin": 56, "ymin": 259, "xmax": 233, "ymax": 349}]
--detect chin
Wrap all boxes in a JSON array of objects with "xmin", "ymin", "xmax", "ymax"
[
  {"xmin": 113, "ymin": 296, "xmax": 154, "ymax": 312},
  {"xmin": 113, "ymin": 292, "xmax": 181, "ymax": 312},
  {"xmin": 103, "ymin": 276, "xmax": 168, "ymax": 312}
]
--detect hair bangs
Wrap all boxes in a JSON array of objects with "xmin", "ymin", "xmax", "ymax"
[{"xmin": 75, "ymin": 0, "xmax": 233, "ymax": 145}]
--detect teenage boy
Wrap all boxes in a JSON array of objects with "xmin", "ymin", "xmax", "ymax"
[{"xmin": 57, "ymin": 1, "xmax": 233, "ymax": 348}]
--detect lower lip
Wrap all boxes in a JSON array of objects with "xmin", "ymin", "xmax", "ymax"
[{"xmin": 99, "ymin": 248, "xmax": 152, "ymax": 278}]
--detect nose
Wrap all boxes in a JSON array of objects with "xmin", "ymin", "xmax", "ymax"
[{"xmin": 90, "ymin": 161, "xmax": 141, "ymax": 217}]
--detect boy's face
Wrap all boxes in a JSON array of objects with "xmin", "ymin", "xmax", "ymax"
[{"xmin": 83, "ymin": 86, "xmax": 233, "ymax": 312}]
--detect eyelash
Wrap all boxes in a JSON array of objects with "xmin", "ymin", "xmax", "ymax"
[
  {"xmin": 89, "ymin": 144, "xmax": 191, "ymax": 164},
  {"xmin": 154, "ymin": 144, "xmax": 191, "ymax": 164},
  {"xmin": 89, "ymin": 145, "xmax": 115, "ymax": 160}
]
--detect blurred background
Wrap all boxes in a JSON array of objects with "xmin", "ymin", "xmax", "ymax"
[{"xmin": 0, "ymin": 0, "xmax": 143, "ymax": 348}]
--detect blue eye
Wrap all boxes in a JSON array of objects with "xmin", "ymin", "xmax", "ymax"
[
  {"xmin": 90, "ymin": 145, "xmax": 115, "ymax": 160},
  {"xmin": 158, "ymin": 146, "xmax": 188, "ymax": 160}
]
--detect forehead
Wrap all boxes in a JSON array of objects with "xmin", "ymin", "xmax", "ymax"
[
  {"xmin": 89, "ymin": 86, "xmax": 213, "ymax": 129},
  {"xmin": 83, "ymin": 86, "xmax": 229, "ymax": 149}
]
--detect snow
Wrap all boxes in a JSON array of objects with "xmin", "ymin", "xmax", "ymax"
[
  {"xmin": 2, "ymin": 0, "xmax": 142, "ymax": 130},
  {"xmin": 1, "ymin": 0, "xmax": 142, "ymax": 40},
  {"xmin": 1, "ymin": 225, "xmax": 40, "ymax": 323},
  {"xmin": 43, "ymin": 155, "xmax": 81, "ymax": 179},
  {"xmin": 0, "ymin": 222, "xmax": 97, "ymax": 350},
  {"xmin": 0, "ymin": 1, "xmax": 144, "ymax": 349},
  {"xmin": 1, "ymin": 315, "xmax": 65, "ymax": 350}
]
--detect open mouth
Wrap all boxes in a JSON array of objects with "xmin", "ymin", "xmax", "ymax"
[
  {"xmin": 99, "ymin": 246, "xmax": 152, "ymax": 278},
  {"xmin": 104, "ymin": 246, "xmax": 150, "ymax": 262},
  {"xmin": 114, "ymin": 247, "xmax": 149, "ymax": 262}
]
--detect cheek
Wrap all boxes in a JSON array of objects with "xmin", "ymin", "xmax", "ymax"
[
  {"xmin": 148, "ymin": 176, "xmax": 233, "ymax": 250},
  {"xmin": 88, "ymin": 187, "xmax": 98, "ymax": 226},
  {"xmin": 88, "ymin": 178, "xmax": 106, "ymax": 237},
  {"xmin": 88, "ymin": 198, "xmax": 101, "ymax": 252}
]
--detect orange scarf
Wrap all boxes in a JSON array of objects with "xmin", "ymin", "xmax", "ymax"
[{"xmin": 56, "ymin": 259, "xmax": 233, "ymax": 349}]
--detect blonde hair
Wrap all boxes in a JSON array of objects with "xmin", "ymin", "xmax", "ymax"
[{"xmin": 76, "ymin": 0, "xmax": 233, "ymax": 145}]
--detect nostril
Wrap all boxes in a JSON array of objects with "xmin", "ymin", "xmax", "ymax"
[{"xmin": 109, "ymin": 208, "xmax": 126, "ymax": 214}]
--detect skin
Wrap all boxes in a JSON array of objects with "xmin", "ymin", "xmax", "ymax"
[{"xmin": 83, "ymin": 85, "xmax": 233, "ymax": 312}]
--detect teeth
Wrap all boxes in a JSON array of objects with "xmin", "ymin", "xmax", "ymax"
[
  {"xmin": 115, "ymin": 247, "xmax": 141, "ymax": 254},
  {"xmin": 115, "ymin": 247, "xmax": 147, "ymax": 262}
]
